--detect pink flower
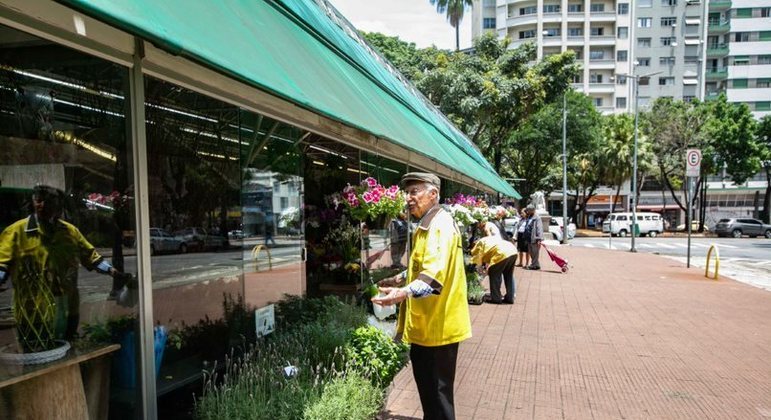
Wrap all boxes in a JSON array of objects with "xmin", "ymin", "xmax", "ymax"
[
  {"xmin": 343, "ymin": 185, "xmax": 355, "ymax": 194},
  {"xmin": 364, "ymin": 177, "xmax": 378, "ymax": 188},
  {"xmin": 362, "ymin": 192, "xmax": 374, "ymax": 203}
]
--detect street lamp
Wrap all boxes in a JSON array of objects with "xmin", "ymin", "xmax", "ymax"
[
  {"xmin": 614, "ymin": 68, "xmax": 661, "ymax": 253},
  {"xmin": 561, "ymin": 93, "xmax": 568, "ymax": 245}
]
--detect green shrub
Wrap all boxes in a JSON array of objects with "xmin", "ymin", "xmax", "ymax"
[
  {"xmin": 302, "ymin": 373, "xmax": 383, "ymax": 420},
  {"xmin": 345, "ymin": 326, "xmax": 409, "ymax": 387}
]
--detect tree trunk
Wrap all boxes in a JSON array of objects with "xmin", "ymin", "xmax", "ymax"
[
  {"xmin": 611, "ymin": 183, "xmax": 621, "ymax": 213},
  {"xmin": 455, "ymin": 25, "xmax": 460, "ymax": 52}
]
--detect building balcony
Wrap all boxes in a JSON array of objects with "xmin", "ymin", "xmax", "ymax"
[
  {"xmin": 567, "ymin": 12, "xmax": 585, "ymax": 21},
  {"xmin": 589, "ymin": 11, "xmax": 617, "ymax": 22},
  {"xmin": 542, "ymin": 12, "xmax": 562, "ymax": 22},
  {"xmin": 566, "ymin": 35, "xmax": 585, "ymax": 44},
  {"xmin": 708, "ymin": 0, "xmax": 731, "ymax": 11},
  {"xmin": 706, "ymin": 44, "xmax": 728, "ymax": 57},
  {"xmin": 587, "ymin": 82, "xmax": 616, "ymax": 93},
  {"xmin": 706, "ymin": 68, "xmax": 728, "ymax": 80},
  {"xmin": 705, "ymin": 90, "xmax": 724, "ymax": 100},
  {"xmin": 708, "ymin": 20, "xmax": 730, "ymax": 34},
  {"xmin": 506, "ymin": 14, "xmax": 538, "ymax": 27},
  {"xmin": 588, "ymin": 58, "xmax": 617, "ymax": 69},
  {"xmin": 589, "ymin": 35, "xmax": 616, "ymax": 45}
]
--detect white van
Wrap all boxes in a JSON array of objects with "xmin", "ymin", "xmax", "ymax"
[{"xmin": 602, "ymin": 212, "xmax": 664, "ymax": 237}]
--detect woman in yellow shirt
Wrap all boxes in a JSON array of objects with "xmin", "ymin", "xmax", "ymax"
[{"xmin": 471, "ymin": 222, "xmax": 517, "ymax": 304}]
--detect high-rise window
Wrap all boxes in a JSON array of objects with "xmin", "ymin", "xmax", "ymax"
[
  {"xmin": 568, "ymin": 3, "xmax": 582, "ymax": 12},
  {"xmin": 618, "ymin": 27, "xmax": 629, "ymax": 39},
  {"xmin": 617, "ymin": 50, "xmax": 628, "ymax": 62},
  {"xmin": 618, "ymin": 3, "xmax": 629, "ymax": 14},
  {"xmin": 519, "ymin": 30, "xmax": 536, "ymax": 39},
  {"xmin": 543, "ymin": 28, "xmax": 560, "ymax": 37},
  {"xmin": 759, "ymin": 55, "xmax": 771, "ymax": 65},
  {"xmin": 660, "ymin": 56, "xmax": 676, "ymax": 65},
  {"xmin": 616, "ymin": 75, "xmax": 628, "ymax": 85},
  {"xmin": 734, "ymin": 32, "xmax": 750, "ymax": 42},
  {"xmin": 616, "ymin": 97, "xmax": 627, "ymax": 108},
  {"xmin": 761, "ymin": 8, "xmax": 771, "ymax": 17},
  {"xmin": 568, "ymin": 27, "xmax": 583, "ymax": 36},
  {"xmin": 761, "ymin": 31, "xmax": 771, "ymax": 41},
  {"xmin": 520, "ymin": 6, "xmax": 537, "ymax": 15},
  {"xmin": 660, "ymin": 36, "xmax": 676, "ymax": 46},
  {"xmin": 662, "ymin": 0, "xmax": 677, "ymax": 6},
  {"xmin": 732, "ymin": 79, "xmax": 748, "ymax": 88},
  {"xmin": 661, "ymin": 17, "xmax": 677, "ymax": 26},
  {"xmin": 590, "ymin": 50, "xmax": 605, "ymax": 60},
  {"xmin": 590, "ymin": 73, "xmax": 604, "ymax": 83},
  {"xmin": 483, "ymin": 18, "xmax": 496, "ymax": 29},
  {"xmin": 735, "ymin": 8, "xmax": 752, "ymax": 18},
  {"xmin": 590, "ymin": 27, "xmax": 604, "ymax": 36},
  {"xmin": 638, "ymin": 18, "xmax": 652, "ymax": 28},
  {"xmin": 638, "ymin": 38, "xmax": 652, "ymax": 47},
  {"xmin": 658, "ymin": 77, "xmax": 675, "ymax": 86},
  {"xmin": 590, "ymin": 3, "xmax": 605, "ymax": 12},
  {"xmin": 543, "ymin": 4, "xmax": 561, "ymax": 13},
  {"xmin": 637, "ymin": 57, "xmax": 651, "ymax": 66},
  {"xmin": 593, "ymin": 97, "xmax": 603, "ymax": 107},
  {"xmin": 757, "ymin": 79, "xmax": 771, "ymax": 88}
]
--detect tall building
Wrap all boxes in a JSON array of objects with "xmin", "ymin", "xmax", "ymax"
[
  {"xmin": 472, "ymin": 0, "xmax": 710, "ymax": 113},
  {"xmin": 705, "ymin": 1, "xmax": 771, "ymax": 118}
]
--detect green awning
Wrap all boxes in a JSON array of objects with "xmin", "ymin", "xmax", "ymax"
[{"xmin": 59, "ymin": 0, "xmax": 519, "ymax": 198}]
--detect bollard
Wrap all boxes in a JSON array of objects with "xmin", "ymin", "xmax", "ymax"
[
  {"xmin": 251, "ymin": 244, "xmax": 273, "ymax": 271},
  {"xmin": 705, "ymin": 244, "xmax": 719, "ymax": 280}
]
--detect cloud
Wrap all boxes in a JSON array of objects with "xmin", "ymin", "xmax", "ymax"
[{"xmin": 328, "ymin": 0, "xmax": 472, "ymax": 50}]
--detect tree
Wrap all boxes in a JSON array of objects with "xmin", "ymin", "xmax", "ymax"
[
  {"xmin": 361, "ymin": 32, "xmax": 440, "ymax": 80},
  {"xmin": 504, "ymin": 90, "xmax": 602, "ymax": 209},
  {"xmin": 755, "ymin": 115, "xmax": 771, "ymax": 223},
  {"xmin": 598, "ymin": 114, "xmax": 653, "ymax": 213},
  {"xmin": 429, "ymin": 0, "xmax": 474, "ymax": 51}
]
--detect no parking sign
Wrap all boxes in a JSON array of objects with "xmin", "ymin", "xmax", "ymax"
[{"xmin": 685, "ymin": 149, "xmax": 701, "ymax": 177}]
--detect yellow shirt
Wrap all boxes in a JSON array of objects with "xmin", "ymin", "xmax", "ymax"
[
  {"xmin": 470, "ymin": 236, "xmax": 517, "ymax": 267},
  {"xmin": 400, "ymin": 206, "xmax": 472, "ymax": 347}
]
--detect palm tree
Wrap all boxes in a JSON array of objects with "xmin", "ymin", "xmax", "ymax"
[
  {"xmin": 601, "ymin": 114, "xmax": 635, "ymax": 213},
  {"xmin": 429, "ymin": 0, "xmax": 474, "ymax": 51}
]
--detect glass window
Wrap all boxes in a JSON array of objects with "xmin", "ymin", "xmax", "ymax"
[
  {"xmin": 590, "ymin": 50, "xmax": 605, "ymax": 60},
  {"xmin": 762, "ymin": 8, "xmax": 771, "ymax": 18},
  {"xmin": 519, "ymin": 30, "xmax": 536, "ymax": 39},
  {"xmin": 568, "ymin": 27, "xmax": 583, "ymax": 36},
  {"xmin": 658, "ymin": 77, "xmax": 675, "ymax": 85},
  {"xmin": 660, "ymin": 37, "xmax": 676, "ymax": 46},
  {"xmin": 543, "ymin": 4, "xmax": 561, "ymax": 13},
  {"xmin": 0, "ymin": 23, "xmax": 140, "ymax": 416},
  {"xmin": 617, "ymin": 50, "xmax": 628, "ymax": 62},
  {"xmin": 618, "ymin": 3, "xmax": 629, "ymax": 14},
  {"xmin": 756, "ymin": 102, "xmax": 771, "ymax": 111},
  {"xmin": 732, "ymin": 79, "xmax": 748, "ymax": 88},
  {"xmin": 590, "ymin": 73, "xmax": 604, "ymax": 83},
  {"xmin": 735, "ymin": 8, "xmax": 752, "ymax": 18},
  {"xmin": 618, "ymin": 27, "xmax": 629, "ymax": 39},
  {"xmin": 757, "ymin": 79, "xmax": 771, "ymax": 88},
  {"xmin": 660, "ymin": 56, "xmax": 676, "ymax": 65},
  {"xmin": 483, "ymin": 18, "xmax": 496, "ymax": 29},
  {"xmin": 638, "ymin": 18, "xmax": 652, "ymax": 28},
  {"xmin": 520, "ymin": 6, "xmax": 537, "ymax": 15},
  {"xmin": 616, "ymin": 97, "xmax": 627, "ymax": 108},
  {"xmin": 661, "ymin": 17, "xmax": 677, "ymax": 26},
  {"xmin": 590, "ymin": 3, "xmax": 605, "ymax": 12},
  {"xmin": 616, "ymin": 75, "xmax": 628, "ymax": 85},
  {"xmin": 760, "ymin": 31, "xmax": 771, "ymax": 41},
  {"xmin": 593, "ymin": 97, "xmax": 603, "ymax": 107},
  {"xmin": 569, "ymin": 3, "xmax": 583, "ymax": 12},
  {"xmin": 590, "ymin": 27, "xmax": 604, "ymax": 36},
  {"xmin": 733, "ymin": 56, "xmax": 750, "ymax": 65},
  {"xmin": 662, "ymin": 0, "xmax": 677, "ymax": 6},
  {"xmin": 759, "ymin": 55, "xmax": 771, "ymax": 65},
  {"xmin": 734, "ymin": 32, "xmax": 750, "ymax": 42},
  {"xmin": 637, "ymin": 57, "xmax": 651, "ymax": 66},
  {"xmin": 638, "ymin": 38, "xmax": 652, "ymax": 48}
]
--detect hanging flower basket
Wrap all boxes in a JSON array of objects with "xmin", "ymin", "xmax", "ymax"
[
  {"xmin": 335, "ymin": 177, "xmax": 405, "ymax": 223},
  {"xmin": 0, "ymin": 340, "xmax": 70, "ymax": 365}
]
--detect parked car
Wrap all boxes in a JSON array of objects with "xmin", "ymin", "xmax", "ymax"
[
  {"xmin": 676, "ymin": 221, "xmax": 710, "ymax": 232},
  {"xmin": 602, "ymin": 212, "xmax": 664, "ymax": 237},
  {"xmin": 502, "ymin": 217, "xmax": 521, "ymax": 239},
  {"xmin": 714, "ymin": 218, "xmax": 771, "ymax": 238},
  {"xmin": 548, "ymin": 217, "xmax": 576, "ymax": 241},
  {"xmin": 228, "ymin": 230, "xmax": 245, "ymax": 240},
  {"xmin": 149, "ymin": 228, "xmax": 187, "ymax": 255},
  {"xmin": 173, "ymin": 227, "xmax": 229, "ymax": 251}
]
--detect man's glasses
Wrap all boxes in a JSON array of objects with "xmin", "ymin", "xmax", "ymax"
[{"xmin": 405, "ymin": 187, "xmax": 427, "ymax": 197}]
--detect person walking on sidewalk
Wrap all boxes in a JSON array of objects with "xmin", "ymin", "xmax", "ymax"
[
  {"xmin": 515, "ymin": 208, "xmax": 530, "ymax": 267},
  {"xmin": 525, "ymin": 204, "xmax": 543, "ymax": 270},
  {"xmin": 373, "ymin": 172, "xmax": 471, "ymax": 420},
  {"xmin": 471, "ymin": 222, "xmax": 517, "ymax": 304}
]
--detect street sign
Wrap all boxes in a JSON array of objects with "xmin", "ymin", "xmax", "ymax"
[{"xmin": 686, "ymin": 149, "xmax": 701, "ymax": 177}]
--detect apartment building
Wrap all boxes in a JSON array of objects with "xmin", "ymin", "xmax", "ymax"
[
  {"xmin": 471, "ymin": 0, "xmax": 710, "ymax": 113},
  {"xmin": 705, "ymin": 0, "xmax": 771, "ymax": 118}
]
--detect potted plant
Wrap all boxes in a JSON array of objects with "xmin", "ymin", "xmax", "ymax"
[{"xmin": 336, "ymin": 177, "xmax": 405, "ymax": 228}]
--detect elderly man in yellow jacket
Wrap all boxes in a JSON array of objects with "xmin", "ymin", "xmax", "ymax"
[
  {"xmin": 373, "ymin": 172, "xmax": 471, "ymax": 420},
  {"xmin": 471, "ymin": 222, "xmax": 517, "ymax": 304}
]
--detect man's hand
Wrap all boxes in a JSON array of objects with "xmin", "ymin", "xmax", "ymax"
[
  {"xmin": 371, "ymin": 287, "xmax": 408, "ymax": 306},
  {"xmin": 377, "ymin": 274, "xmax": 401, "ymax": 288}
]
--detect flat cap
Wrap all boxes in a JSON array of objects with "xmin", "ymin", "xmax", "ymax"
[
  {"xmin": 401, "ymin": 172, "xmax": 440, "ymax": 189},
  {"xmin": 525, "ymin": 204, "xmax": 535, "ymax": 211}
]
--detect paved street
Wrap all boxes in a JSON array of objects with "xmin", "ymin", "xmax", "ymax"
[
  {"xmin": 564, "ymin": 237, "xmax": 771, "ymax": 291},
  {"xmin": 382, "ymin": 246, "xmax": 771, "ymax": 419}
]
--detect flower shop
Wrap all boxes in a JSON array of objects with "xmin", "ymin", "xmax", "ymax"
[{"xmin": 0, "ymin": 1, "xmax": 519, "ymax": 419}]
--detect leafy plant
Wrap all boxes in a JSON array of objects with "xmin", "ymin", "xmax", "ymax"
[
  {"xmin": 345, "ymin": 325, "xmax": 409, "ymax": 387},
  {"xmin": 336, "ymin": 177, "xmax": 405, "ymax": 222},
  {"xmin": 302, "ymin": 373, "xmax": 383, "ymax": 420}
]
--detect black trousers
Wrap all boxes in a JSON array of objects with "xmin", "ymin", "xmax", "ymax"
[
  {"xmin": 487, "ymin": 255, "xmax": 516, "ymax": 302},
  {"xmin": 410, "ymin": 342, "xmax": 459, "ymax": 420}
]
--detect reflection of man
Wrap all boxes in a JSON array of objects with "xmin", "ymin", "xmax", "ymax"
[
  {"xmin": 373, "ymin": 172, "xmax": 471, "ymax": 420},
  {"xmin": 0, "ymin": 186, "xmax": 124, "ymax": 350}
]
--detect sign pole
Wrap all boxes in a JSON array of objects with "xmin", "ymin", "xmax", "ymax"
[{"xmin": 685, "ymin": 149, "xmax": 701, "ymax": 269}]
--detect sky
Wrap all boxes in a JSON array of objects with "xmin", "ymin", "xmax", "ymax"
[{"xmin": 327, "ymin": 0, "xmax": 473, "ymax": 51}]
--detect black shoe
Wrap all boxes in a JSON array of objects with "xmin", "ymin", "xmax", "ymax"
[
  {"xmin": 483, "ymin": 296, "xmax": 502, "ymax": 304},
  {"xmin": 502, "ymin": 299, "xmax": 514, "ymax": 304},
  {"xmin": 527, "ymin": 266, "xmax": 540, "ymax": 271}
]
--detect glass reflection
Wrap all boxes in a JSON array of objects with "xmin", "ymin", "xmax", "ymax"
[{"xmin": 0, "ymin": 24, "xmax": 139, "ymax": 419}]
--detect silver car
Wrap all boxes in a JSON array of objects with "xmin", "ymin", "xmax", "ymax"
[
  {"xmin": 149, "ymin": 228, "xmax": 188, "ymax": 254},
  {"xmin": 714, "ymin": 218, "xmax": 771, "ymax": 238}
]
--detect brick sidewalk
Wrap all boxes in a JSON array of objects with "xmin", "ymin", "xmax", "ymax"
[{"xmin": 381, "ymin": 247, "xmax": 771, "ymax": 419}]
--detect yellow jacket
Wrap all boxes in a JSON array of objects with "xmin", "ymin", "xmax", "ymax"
[
  {"xmin": 471, "ymin": 236, "xmax": 517, "ymax": 267},
  {"xmin": 399, "ymin": 206, "xmax": 471, "ymax": 347}
]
